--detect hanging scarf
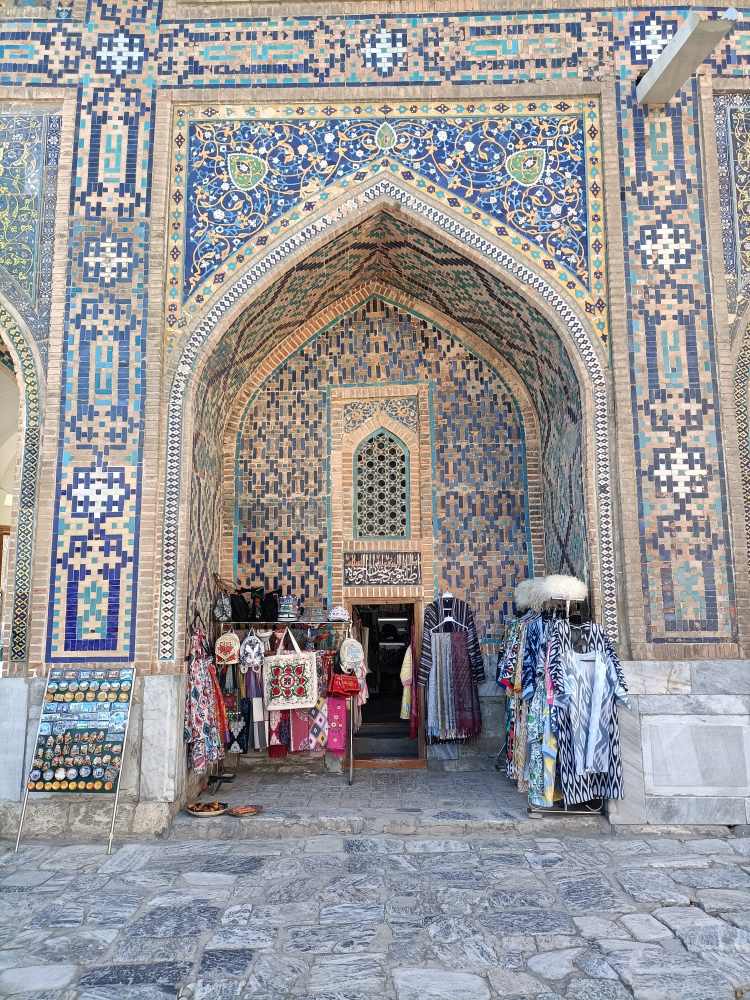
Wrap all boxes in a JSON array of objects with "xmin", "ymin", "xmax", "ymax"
[{"xmin": 450, "ymin": 631, "xmax": 482, "ymax": 739}]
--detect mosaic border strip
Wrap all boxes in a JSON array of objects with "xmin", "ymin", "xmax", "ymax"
[
  {"xmin": 0, "ymin": 306, "xmax": 41, "ymax": 662},
  {"xmin": 0, "ymin": 112, "xmax": 59, "ymax": 366},
  {"xmin": 714, "ymin": 92, "xmax": 750, "ymax": 338},
  {"xmin": 167, "ymin": 99, "xmax": 609, "ymax": 345},
  {"xmin": 160, "ymin": 175, "xmax": 615, "ymax": 660}
]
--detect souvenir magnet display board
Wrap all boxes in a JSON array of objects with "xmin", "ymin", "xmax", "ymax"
[
  {"xmin": 26, "ymin": 668, "xmax": 135, "ymax": 795},
  {"xmin": 16, "ymin": 667, "xmax": 137, "ymax": 856}
]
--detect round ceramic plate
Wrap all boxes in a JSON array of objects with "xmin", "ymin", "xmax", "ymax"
[
  {"xmin": 227, "ymin": 805, "xmax": 263, "ymax": 817},
  {"xmin": 186, "ymin": 802, "xmax": 229, "ymax": 818}
]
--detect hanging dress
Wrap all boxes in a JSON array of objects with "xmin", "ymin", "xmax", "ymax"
[
  {"xmin": 184, "ymin": 630, "xmax": 225, "ymax": 774},
  {"xmin": 548, "ymin": 619, "xmax": 628, "ymax": 805}
]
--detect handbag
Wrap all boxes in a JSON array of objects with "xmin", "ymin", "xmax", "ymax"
[
  {"xmin": 261, "ymin": 590, "xmax": 279, "ymax": 622},
  {"xmin": 215, "ymin": 630, "xmax": 240, "ymax": 666},
  {"xmin": 328, "ymin": 672, "xmax": 360, "ymax": 697},
  {"xmin": 213, "ymin": 592, "xmax": 231, "ymax": 622},
  {"xmin": 230, "ymin": 592, "xmax": 250, "ymax": 623},
  {"xmin": 263, "ymin": 628, "xmax": 318, "ymax": 710}
]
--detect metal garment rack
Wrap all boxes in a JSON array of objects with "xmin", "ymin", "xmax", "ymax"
[
  {"xmin": 214, "ymin": 619, "xmax": 356, "ymax": 783},
  {"xmin": 500, "ymin": 598, "xmax": 606, "ymax": 819}
]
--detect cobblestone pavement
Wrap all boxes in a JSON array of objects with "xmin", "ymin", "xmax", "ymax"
[
  {"xmin": 167, "ymin": 759, "xmax": 563, "ymax": 840},
  {"xmin": 2, "ymin": 828, "xmax": 750, "ymax": 999}
]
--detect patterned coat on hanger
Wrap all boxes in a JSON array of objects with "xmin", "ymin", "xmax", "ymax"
[
  {"xmin": 548, "ymin": 619, "xmax": 628, "ymax": 805},
  {"xmin": 418, "ymin": 597, "xmax": 484, "ymax": 688}
]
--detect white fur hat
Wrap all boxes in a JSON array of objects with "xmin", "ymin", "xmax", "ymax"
[
  {"xmin": 513, "ymin": 579, "xmax": 535, "ymax": 612},
  {"xmin": 514, "ymin": 578, "xmax": 549, "ymax": 612},
  {"xmin": 542, "ymin": 574, "xmax": 587, "ymax": 603}
]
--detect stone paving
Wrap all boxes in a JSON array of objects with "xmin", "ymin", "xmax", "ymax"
[
  {"xmin": 1, "ymin": 828, "xmax": 750, "ymax": 999},
  {"xmin": 168, "ymin": 756, "xmax": 594, "ymax": 841}
]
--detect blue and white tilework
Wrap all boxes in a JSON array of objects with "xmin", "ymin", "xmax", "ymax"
[
  {"xmin": 0, "ymin": 113, "xmax": 59, "ymax": 364},
  {"xmin": 0, "ymin": 307, "xmax": 42, "ymax": 663},
  {"xmin": 0, "ymin": 4, "xmax": 739, "ymax": 662},
  {"xmin": 171, "ymin": 100, "xmax": 608, "ymax": 343},
  {"xmin": 183, "ymin": 214, "xmax": 592, "ymax": 651}
]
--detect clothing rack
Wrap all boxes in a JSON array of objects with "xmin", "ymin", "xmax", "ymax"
[
  {"xmin": 212, "ymin": 617, "xmax": 356, "ymax": 784},
  {"xmin": 217, "ymin": 621, "xmax": 351, "ymax": 628},
  {"xmin": 497, "ymin": 596, "xmax": 611, "ymax": 819}
]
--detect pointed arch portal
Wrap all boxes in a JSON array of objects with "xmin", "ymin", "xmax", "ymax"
[
  {"xmin": 160, "ymin": 197, "xmax": 615, "ymax": 662},
  {"xmin": 0, "ymin": 301, "xmax": 43, "ymax": 668}
]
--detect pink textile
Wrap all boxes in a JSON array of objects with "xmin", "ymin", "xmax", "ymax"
[{"xmin": 326, "ymin": 697, "xmax": 347, "ymax": 751}]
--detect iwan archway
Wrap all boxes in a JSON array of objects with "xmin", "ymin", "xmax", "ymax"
[
  {"xmin": 159, "ymin": 99, "xmax": 615, "ymax": 663},
  {"xmin": 161, "ymin": 205, "xmax": 615, "ymax": 663}
]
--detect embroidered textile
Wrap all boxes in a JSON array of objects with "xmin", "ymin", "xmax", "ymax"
[
  {"xmin": 209, "ymin": 662, "xmax": 230, "ymax": 748},
  {"xmin": 316, "ymin": 651, "xmax": 334, "ymax": 698},
  {"xmin": 215, "ymin": 630, "xmax": 240, "ymax": 665},
  {"xmin": 183, "ymin": 632, "xmax": 225, "ymax": 774},
  {"xmin": 308, "ymin": 697, "xmax": 328, "ymax": 750},
  {"xmin": 268, "ymin": 709, "xmax": 291, "ymax": 758},
  {"xmin": 340, "ymin": 637, "xmax": 369, "ymax": 707},
  {"xmin": 327, "ymin": 697, "xmax": 347, "ymax": 751},
  {"xmin": 290, "ymin": 709, "xmax": 311, "ymax": 752},
  {"xmin": 263, "ymin": 649, "xmax": 318, "ymax": 711},
  {"xmin": 227, "ymin": 703, "xmax": 249, "ymax": 754},
  {"xmin": 239, "ymin": 631, "xmax": 264, "ymax": 674}
]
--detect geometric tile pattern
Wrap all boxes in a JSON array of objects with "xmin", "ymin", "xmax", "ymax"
[
  {"xmin": 0, "ymin": 0, "xmax": 72, "ymax": 18},
  {"xmin": 714, "ymin": 93, "xmax": 750, "ymax": 337},
  {"xmin": 0, "ymin": 1, "xmax": 738, "ymax": 661},
  {"xmin": 170, "ymin": 100, "xmax": 609, "ymax": 343},
  {"xmin": 226, "ymin": 297, "xmax": 537, "ymax": 642},
  {"xmin": 0, "ymin": 306, "xmax": 41, "ymax": 662},
  {"xmin": 165, "ymin": 200, "xmax": 602, "ymax": 659},
  {"xmin": 0, "ymin": 113, "xmax": 59, "ymax": 364},
  {"xmin": 614, "ymin": 41, "xmax": 736, "ymax": 644}
]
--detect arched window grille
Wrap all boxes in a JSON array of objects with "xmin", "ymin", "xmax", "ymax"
[{"xmin": 353, "ymin": 429, "xmax": 410, "ymax": 539}]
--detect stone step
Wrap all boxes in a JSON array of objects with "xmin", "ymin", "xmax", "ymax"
[
  {"xmin": 352, "ymin": 735, "xmax": 418, "ymax": 756},
  {"xmin": 168, "ymin": 807, "xmax": 609, "ymax": 840}
]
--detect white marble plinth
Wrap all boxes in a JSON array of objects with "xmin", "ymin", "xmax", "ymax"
[{"xmin": 0, "ymin": 677, "xmax": 29, "ymax": 801}]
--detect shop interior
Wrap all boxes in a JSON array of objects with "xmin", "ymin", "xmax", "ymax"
[{"xmin": 352, "ymin": 604, "xmax": 418, "ymax": 762}]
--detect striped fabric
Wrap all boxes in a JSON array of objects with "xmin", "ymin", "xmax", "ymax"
[{"xmin": 418, "ymin": 596, "xmax": 484, "ymax": 688}]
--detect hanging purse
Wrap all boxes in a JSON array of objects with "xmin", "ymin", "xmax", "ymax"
[
  {"xmin": 213, "ymin": 592, "xmax": 231, "ymax": 622},
  {"xmin": 262, "ymin": 627, "xmax": 318, "ymax": 711},
  {"xmin": 328, "ymin": 672, "xmax": 360, "ymax": 698},
  {"xmin": 230, "ymin": 591, "xmax": 251, "ymax": 623}
]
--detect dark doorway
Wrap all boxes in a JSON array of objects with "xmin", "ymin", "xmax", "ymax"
[{"xmin": 353, "ymin": 603, "xmax": 418, "ymax": 760}]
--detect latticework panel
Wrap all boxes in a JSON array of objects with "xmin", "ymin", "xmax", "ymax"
[{"xmin": 354, "ymin": 429, "xmax": 409, "ymax": 539}]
